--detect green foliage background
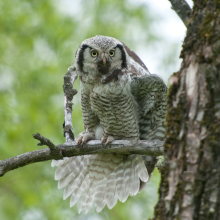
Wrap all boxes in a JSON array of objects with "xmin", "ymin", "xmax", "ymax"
[{"xmin": 0, "ymin": 0, "xmax": 176, "ymax": 219}]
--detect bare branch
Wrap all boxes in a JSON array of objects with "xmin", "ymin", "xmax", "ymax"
[
  {"xmin": 0, "ymin": 64, "xmax": 165, "ymax": 179},
  {"xmin": 33, "ymin": 133, "xmax": 55, "ymax": 149},
  {"xmin": 32, "ymin": 133, "xmax": 63, "ymax": 159},
  {"xmin": 168, "ymin": 0, "xmax": 192, "ymax": 26},
  {"xmin": 63, "ymin": 65, "xmax": 78, "ymax": 142},
  {"xmin": 0, "ymin": 136, "xmax": 164, "ymax": 177}
]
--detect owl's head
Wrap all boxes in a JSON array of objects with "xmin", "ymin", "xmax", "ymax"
[{"xmin": 75, "ymin": 36, "xmax": 130, "ymax": 83}]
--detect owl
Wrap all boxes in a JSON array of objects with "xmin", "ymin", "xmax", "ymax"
[{"xmin": 52, "ymin": 36, "xmax": 167, "ymax": 213}]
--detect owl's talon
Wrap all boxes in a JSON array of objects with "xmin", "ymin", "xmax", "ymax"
[
  {"xmin": 101, "ymin": 136, "xmax": 107, "ymax": 144},
  {"xmin": 82, "ymin": 138, "xmax": 87, "ymax": 144},
  {"xmin": 105, "ymin": 136, "xmax": 115, "ymax": 145},
  {"xmin": 76, "ymin": 139, "xmax": 82, "ymax": 145},
  {"xmin": 76, "ymin": 136, "xmax": 82, "ymax": 145},
  {"xmin": 101, "ymin": 135, "xmax": 115, "ymax": 145},
  {"xmin": 76, "ymin": 131, "xmax": 95, "ymax": 146}
]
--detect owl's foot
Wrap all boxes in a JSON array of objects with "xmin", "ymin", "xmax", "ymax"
[
  {"xmin": 101, "ymin": 135, "xmax": 115, "ymax": 145},
  {"xmin": 76, "ymin": 131, "xmax": 95, "ymax": 145}
]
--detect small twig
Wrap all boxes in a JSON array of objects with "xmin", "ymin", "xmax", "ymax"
[
  {"xmin": 33, "ymin": 133, "xmax": 55, "ymax": 149},
  {"xmin": 0, "ymin": 138, "xmax": 164, "ymax": 177},
  {"xmin": 168, "ymin": 0, "xmax": 192, "ymax": 26},
  {"xmin": 32, "ymin": 133, "xmax": 63, "ymax": 160},
  {"xmin": 63, "ymin": 65, "xmax": 78, "ymax": 142}
]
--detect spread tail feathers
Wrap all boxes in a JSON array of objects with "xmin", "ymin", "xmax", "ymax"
[{"xmin": 52, "ymin": 154, "xmax": 149, "ymax": 213}]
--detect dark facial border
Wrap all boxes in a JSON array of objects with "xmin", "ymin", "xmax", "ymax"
[
  {"xmin": 77, "ymin": 44, "xmax": 89, "ymax": 72},
  {"xmin": 116, "ymin": 44, "xmax": 127, "ymax": 69}
]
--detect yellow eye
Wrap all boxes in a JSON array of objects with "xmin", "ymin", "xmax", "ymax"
[
  {"xmin": 91, "ymin": 51, "xmax": 98, "ymax": 57},
  {"xmin": 109, "ymin": 50, "xmax": 115, "ymax": 57}
]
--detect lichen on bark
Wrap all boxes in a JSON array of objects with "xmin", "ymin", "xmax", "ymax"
[{"xmin": 153, "ymin": 1, "xmax": 220, "ymax": 219}]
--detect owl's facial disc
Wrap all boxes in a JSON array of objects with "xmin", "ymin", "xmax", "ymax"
[{"xmin": 76, "ymin": 36, "xmax": 129, "ymax": 79}]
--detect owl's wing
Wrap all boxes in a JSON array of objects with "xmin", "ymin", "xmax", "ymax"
[
  {"xmin": 52, "ymin": 154, "xmax": 148, "ymax": 214},
  {"xmin": 130, "ymin": 74, "xmax": 167, "ymax": 190},
  {"xmin": 122, "ymin": 43, "xmax": 150, "ymax": 77},
  {"xmin": 131, "ymin": 74, "xmax": 167, "ymax": 141},
  {"xmin": 121, "ymin": 41, "xmax": 167, "ymax": 139}
]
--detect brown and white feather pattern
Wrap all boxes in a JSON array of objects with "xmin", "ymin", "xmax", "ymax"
[
  {"xmin": 52, "ymin": 154, "xmax": 148, "ymax": 213},
  {"xmin": 52, "ymin": 36, "xmax": 167, "ymax": 213}
]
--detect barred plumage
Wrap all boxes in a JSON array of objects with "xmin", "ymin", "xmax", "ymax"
[{"xmin": 52, "ymin": 36, "xmax": 167, "ymax": 213}]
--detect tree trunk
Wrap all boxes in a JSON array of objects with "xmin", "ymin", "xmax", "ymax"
[{"xmin": 153, "ymin": 1, "xmax": 220, "ymax": 219}]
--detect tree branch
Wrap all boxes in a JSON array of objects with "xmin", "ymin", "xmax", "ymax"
[
  {"xmin": 0, "ymin": 65, "xmax": 165, "ymax": 178},
  {"xmin": 168, "ymin": 0, "xmax": 192, "ymax": 26},
  {"xmin": 63, "ymin": 65, "xmax": 78, "ymax": 142},
  {"xmin": 0, "ymin": 134, "xmax": 164, "ymax": 177}
]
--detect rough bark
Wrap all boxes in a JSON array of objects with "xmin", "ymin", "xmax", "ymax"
[
  {"xmin": 153, "ymin": 0, "xmax": 220, "ymax": 219},
  {"xmin": 63, "ymin": 65, "xmax": 78, "ymax": 142}
]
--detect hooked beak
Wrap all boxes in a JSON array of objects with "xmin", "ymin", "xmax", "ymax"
[{"xmin": 102, "ymin": 56, "xmax": 107, "ymax": 65}]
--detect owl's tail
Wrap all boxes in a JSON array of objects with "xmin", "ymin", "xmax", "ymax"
[{"xmin": 52, "ymin": 154, "xmax": 148, "ymax": 213}]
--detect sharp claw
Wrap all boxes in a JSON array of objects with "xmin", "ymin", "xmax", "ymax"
[
  {"xmin": 104, "ymin": 136, "xmax": 115, "ymax": 145},
  {"xmin": 76, "ymin": 132, "xmax": 95, "ymax": 145},
  {"xmin": 82, "ymin": 136, "xmax": 89, "ymax": 144},
  {"xmin": 105, "ymin": 140, "xmax": 111, "ymax": 146},
  {"xmin": 105, "ymin": 141, "xmax": 110, "ymax": 146},
  {"xmin": 101, "ymin": 136, "xmax": 107, "ymax": 144},
  {"xmin": 76, "ymin": 137, "xmax": 83, "ymax": 145}
]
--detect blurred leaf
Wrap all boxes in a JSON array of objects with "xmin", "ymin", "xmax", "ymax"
[{"xmin": 0, "ymin": 0, "xmax": 163, "ymax": 219}]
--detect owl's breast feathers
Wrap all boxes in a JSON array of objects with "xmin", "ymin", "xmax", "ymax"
[{"xmin": 89, "ymin": 73, "xmax": 140, "ymax": 140}]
